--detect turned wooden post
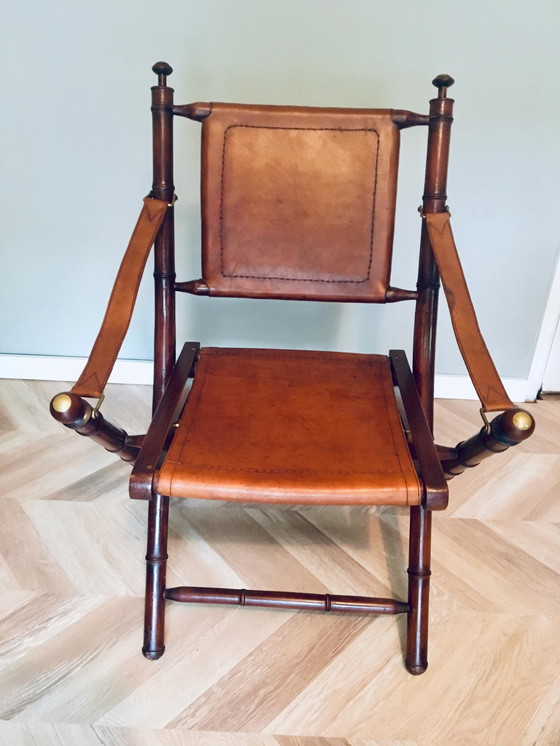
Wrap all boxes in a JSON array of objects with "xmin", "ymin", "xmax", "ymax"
[
  {"xmin": 50, "ymin": 392, "xmax": 140, "ymax": 463},
  {"xmin": 143, "ymin": 61, "xmax": 176, "ymax": 660},
  {"xmin": 413, "ymin": 74, "xmax": 455, "ymax": 424},
  {"xmin": 441, "ymin": 408, "xmax": 535, "ymax": 479},
  {"xmin": 407, "ymin": 74, "xmax": 455, "ymax": 676},
  {"xmin": 151, "ymin": 61, "xmax": 176, "ymax": 409}
]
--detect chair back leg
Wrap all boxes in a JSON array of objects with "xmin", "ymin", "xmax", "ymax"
[
  {"xmin": 151, "ymin": 62, "xmax": 177, "ymax": 407},
  {"xmin": 406, "ymin": 78, "xmax": 454, "ymax": 674},
  {"xmin": 142, "ymin": 64, "xmax": 177, "ymax": 659}
]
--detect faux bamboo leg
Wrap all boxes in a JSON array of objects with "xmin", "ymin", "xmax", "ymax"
[
  {"xmin": 142, "ymin": 493, "xmax": 169, "ymax": 659},
  {"xmin": 406, "ymin": 505, "xmax": 432, "ymax": 674},
  {"xmin": 406, "ymin": 76, "xmax": 454, "ymax": 675},
  {"xmin": 151, "ymin": 61, "xmax": 176, "ymax": 407},
  {"xmin": 142, "ymin": 62, "xmax": 176, "ymax": 660}
]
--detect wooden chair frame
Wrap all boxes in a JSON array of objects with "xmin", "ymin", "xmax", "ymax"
[
  {"xmin": 140, "ymin": 66, "xmax": 453, "ymax": 673},
  {"xmin": 50, "ymin": 63, "xmax": 534, "ymax": 675}
]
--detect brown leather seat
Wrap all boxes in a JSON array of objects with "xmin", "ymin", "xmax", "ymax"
[
  {"xmin": 155, "ymin": 348, "xmax": 421, "ymax": 506},
  {"xmin": 50, "ymin": 63, "xmax": 535, "ymax": 675}
]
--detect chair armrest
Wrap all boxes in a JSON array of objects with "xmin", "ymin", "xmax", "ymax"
[
  {"xmin": 389, "ymin": 350, "xmax": 448, "ymax": 511},
  {"xmin": 130, "ymin": 342, "xmax": 200, "ymax": 500}
]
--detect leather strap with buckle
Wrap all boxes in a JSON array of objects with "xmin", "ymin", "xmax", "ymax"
[
  {"xmin": 424, "ymin": 210, "xmax": 514, "ymax": 414},
  {"xmin": 71, "ymin": 196, "xmax": 170, "ymax": 400}
]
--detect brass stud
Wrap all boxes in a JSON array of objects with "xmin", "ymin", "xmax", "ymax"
[
  {"xmin": 51, "ymin": 393, "xmax": 73, "ymax": 413},
  {"xmin": 512, "ymin": 411, "xmax": 533, "ymax": 431}
]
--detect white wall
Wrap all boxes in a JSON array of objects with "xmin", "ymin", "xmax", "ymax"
[{"xmin": 2, "ymin": 0, "xmax": 559, "ymax": 382}]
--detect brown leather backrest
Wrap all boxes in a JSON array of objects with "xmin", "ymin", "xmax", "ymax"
[{"xmin": 200, "ymin": 103, "xmax": 400, "ymax": 302}]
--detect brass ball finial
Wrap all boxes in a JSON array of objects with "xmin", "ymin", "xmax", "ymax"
[
  {"xmin": 512, "ymin": 410, "xmax": 533, "ymax": 431},
  {"xmin": 51, "ymin": 393, "xmax": 73, "ymax": 413},
  {"xmin": 50, "ymin": 391, "xmax": 89, "ymax": 425},
  {"xmin": 494, "ymin": 408, "xmax": 535, "ymax": 443}
]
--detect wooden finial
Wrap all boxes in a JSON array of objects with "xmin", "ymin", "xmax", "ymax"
[
  {"xmin": 495, "ymin": 408, "xmax": 535, "ymax": 441},
  {"xmin": 152, "ymin": 61, "xmax": 173, "ymax": 86},
  {"xmin": 432, "ymin": 74, "xmax": 455, "ymax": 98},
  {"xmin": 50, "ymin": 391, "xmax": 90, "ymax": 425}
]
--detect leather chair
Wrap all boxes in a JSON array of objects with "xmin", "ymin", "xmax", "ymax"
[{"xmin": 50, "ymin": 63, "xmax": 535, "ymax": 674}]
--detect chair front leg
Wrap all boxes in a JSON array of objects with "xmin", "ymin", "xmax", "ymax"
[
  {"xmin": 143, "ymin": 493, "xmax": 169, "ymax": 659},
  {"xmin": 406, "ymin": 504, "xmax": 432, "ymax": 674}
]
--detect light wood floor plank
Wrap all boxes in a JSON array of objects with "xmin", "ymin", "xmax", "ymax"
[{"xmin": 0, "ymin": 380, "xmax": 558, "ymax": 745}]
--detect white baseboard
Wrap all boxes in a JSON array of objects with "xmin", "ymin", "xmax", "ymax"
[
  {"xmin": 0, "ymin": 354, "xmax": 154, "ymax": 386},
  {"xmin": 0, "ymin": 353, "xmax": 533, "ymax": 402},
  {"xmin": 433, "ymin": 374, "xmax": 530, "ymax": 404}
]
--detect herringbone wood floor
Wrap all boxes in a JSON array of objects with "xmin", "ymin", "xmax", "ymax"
[{"xmin": 0, "ymin": 379, "xmax": 558, "ymax": 745}]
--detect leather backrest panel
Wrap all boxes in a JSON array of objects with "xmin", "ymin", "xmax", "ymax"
[{"xmin": 200, "ymin": 104, "xmax": 400, "ymax": 302}]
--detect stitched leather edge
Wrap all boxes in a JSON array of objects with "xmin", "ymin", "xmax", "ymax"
[{"xmin": 219, "ymin": 125, "xmax": 380, "ymax": 284}]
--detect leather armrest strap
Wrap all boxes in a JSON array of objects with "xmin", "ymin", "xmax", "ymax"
[
  {"xmin": 425, "ymin": 212, "xmax": 514, "ymax": 412},
  {"xmin": 72, "ymin": 197, "xmax": 169, "ymax": 399},
  {"xmin": 69, "ymin": 200, "xmax": 510, "ymax": 411}
]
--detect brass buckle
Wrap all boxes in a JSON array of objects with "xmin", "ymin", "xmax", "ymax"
[
  {"xmin": 479, "ymin": 407, "xmax": 491, "ymax": 432},
  {"xmin": 92, "ymin": 393, "xmax": 105, "ymax": 417},
  {"xmin": 145, "ymin": 193, "xmax": 178, "ymax": 208},
  {"xmin": 418, "ymin": 205, "xmax": 451, "ymax": 219}
]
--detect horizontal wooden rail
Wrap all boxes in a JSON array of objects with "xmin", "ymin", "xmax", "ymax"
[{"xmin": 164, "ymin": 586, "xmax": 408, "ymax": 614}]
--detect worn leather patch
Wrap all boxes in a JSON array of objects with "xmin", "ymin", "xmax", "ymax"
[
  {"xmin": 200, "ymin": 104, "xmax": 400, "ymax": 302},
  {"xmin": 155, "ymin": 347, "xmax": 421, "ymax": 505}
]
